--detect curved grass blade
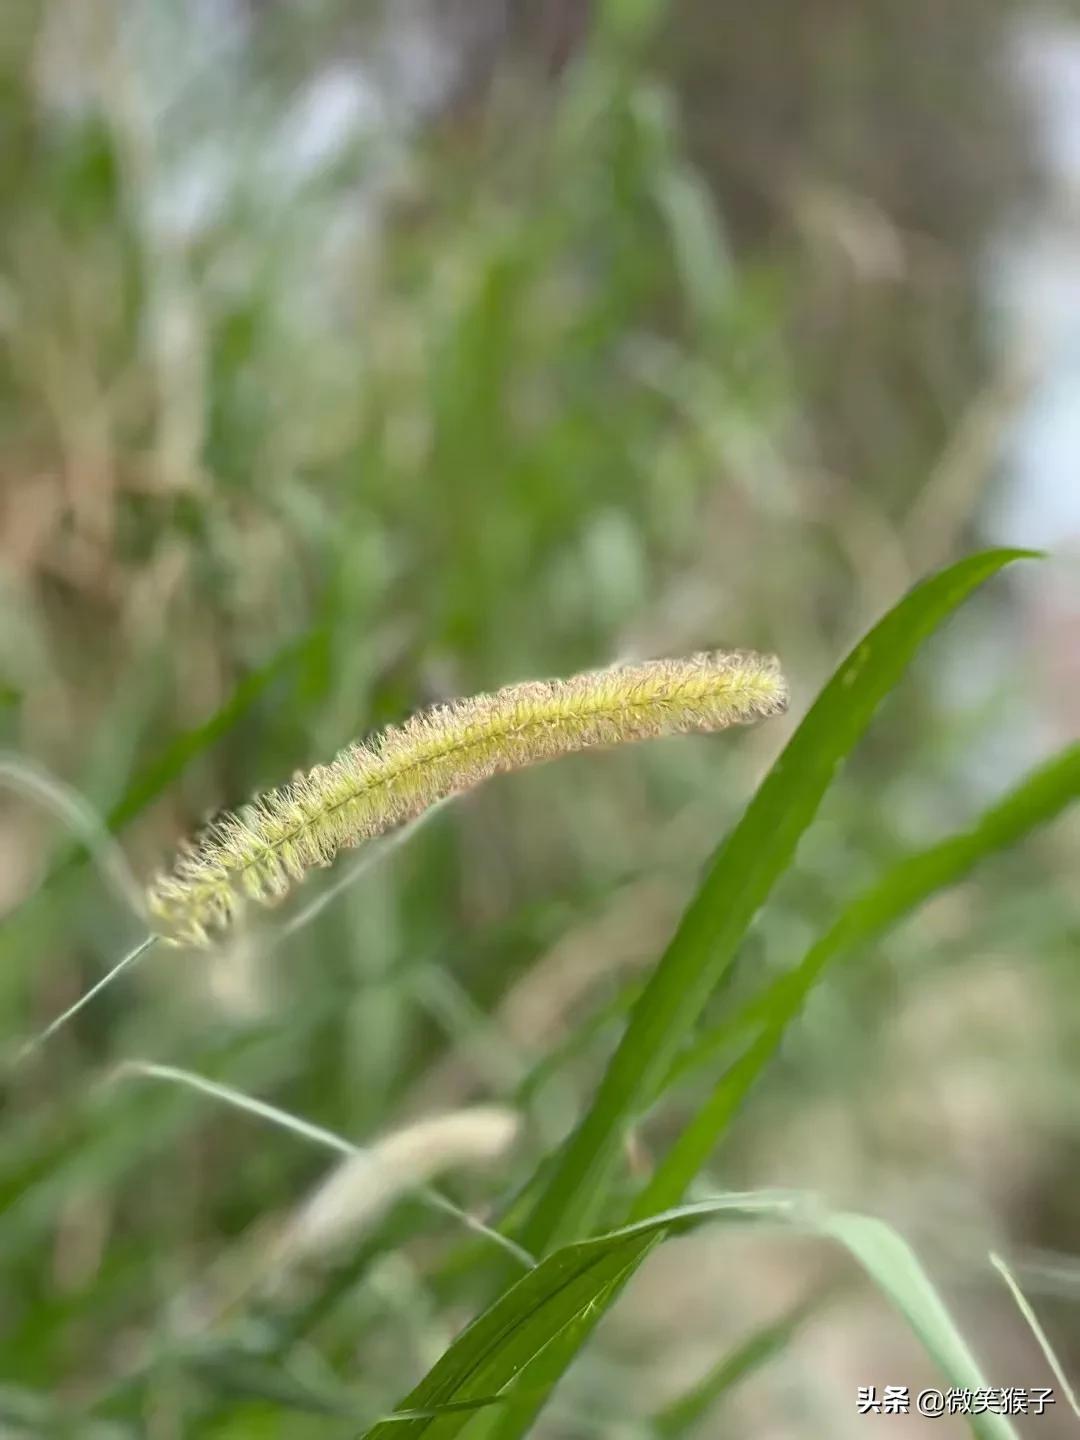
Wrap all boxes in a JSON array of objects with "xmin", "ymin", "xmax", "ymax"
[
  {"xmin": 651, "ymin": 1288, "xmax": 832, "ymax": 1437},
  {"xmin": 474, "ymin": 1263, "xmax": 642, "ymax": 1440},
  {"xmin": 480, "ymin": 1260, "xmax": 838, "ymax": 1440},
  {"xmin": 660, "ymin": 983, "xmax": 788, "ymax": 1092},
  {"xmin": 362, "ymin": 1231, "xmax": 661, "ymax": 1440},
  {"xmin": 818, "ymin": 1209, "xmax": 1018, "ymax": 1440},
  {"xmin": 516, "ymin": 549, "xmax": 1034, "ymax": 1256},
  {"xmin": 989, "ymin": 1252, "xmax": 1080, "ymax": 1417},
  {"xmin": 103, "ymin": 630, "xmax": 320, "ymax": 838},
  {"xmin": 360, "ymin": 1194, "xmax": 1019, "ymax": 1440},
  {"xmin": 664, "ymin": 744, "xmax": 1080, "ymax": 1098},
  {"xmin": 117, "ymin": 1060, "xmax": 533, "ymax": 1271},
  {"xmin": 186, "ymin": 1345, "xmax": 368, "ymax": 1419},
  {"xmin": 633, "ymin": 739, "xmax": 1080, "ymax": 1217},
  {"xmin": 0, "ymin": 628, "xmax": 318, "ymax": 939}
]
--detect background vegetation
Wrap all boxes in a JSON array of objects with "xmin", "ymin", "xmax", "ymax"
[{"xmin": 0, "ymin": 1, "xmax": 1078, "ymax": 1435}]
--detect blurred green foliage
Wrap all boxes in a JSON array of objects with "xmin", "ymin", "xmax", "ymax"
[{"xmin": 0, "ymin": 1, "xmax": 1077, "ymax": 1435}]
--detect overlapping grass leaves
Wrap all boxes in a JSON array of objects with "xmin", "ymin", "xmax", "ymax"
[
  {"xmin": 482, "ymin": 743, "xmax": 1078, "ymax": 1440},
  {"xmin": 359, "ymin": 1194, "xmax": 1020, "ymax": 1440},
  {"xmin": 633, "ymin": 737, "xmax": 1080, "ymax": 1216},
  {"xmin": 368, "ymin": 552, "xmax": 1059, "ymax": 1440},
  {"xmin": 516, "ymin": 548, "xmax": 1034, "ymax": 1256},
  {"xmin": 363, "ymin": 550, "xmax": 1069, "ymax": 1440}
]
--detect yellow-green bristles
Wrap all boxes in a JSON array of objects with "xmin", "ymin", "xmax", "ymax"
[{"xmin": 147, "ymin": 650, "xmax": 788, "ymax": 946}]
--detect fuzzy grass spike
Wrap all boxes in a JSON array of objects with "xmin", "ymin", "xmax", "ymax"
[{"xmin": 148, "ymin": 651, "xmax": 787, "ymax": 945}]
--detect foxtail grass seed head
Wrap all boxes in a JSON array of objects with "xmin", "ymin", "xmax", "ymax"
[
  {"xmin": 282, "ymin": 1106, "xmax": 521, "ymax": 1263},
  {"xmin": 148, "ymin": 651, "xmax": 787, "ymax": 945}
]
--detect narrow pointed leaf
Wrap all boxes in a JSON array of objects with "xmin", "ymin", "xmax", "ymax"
[
  {"xmin": 651, "ymin": 1290, "xmax": 830, "ymax": 1437},
  {"xmin": 361, "ymin": 1195, "xmax": 1018, "ymax": 1440},
  {"xmin": 360, "ymin": 1231, "xmax": 660, "ymax": 1440},
  {"xmin": 634, "ymin": 739, "xmax": 1080, "ymax": 1217},
  {"xmin": 517, "ymin": 550, "xmax": 1034, "ymax": 1255}
]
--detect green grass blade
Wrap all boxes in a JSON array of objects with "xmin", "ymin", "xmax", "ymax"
[
  {"xmin": 1, "ymin": 628, "xmax": 318, "ymax": 935},
  {"xmin": 819, "ymin": 1211, "xmax": 1017, "ymax": 1440},
  {"xmin": 633, "ymin": 739, "xmax": 1080, "ymax": 1216},
  {"xmin": 476, "ymin": 1265, "xmax": 640, "ymax": 1440},
  {"xmin": 660, "ymin": 985, "xmax": 787, "ymax": 1092},
  {"xmin": 516, "ymin": 549, "xmax": 1033, "ymax": 1254},
  {"xmin": 185, "ymin": 1346, "xmax": 366, "ymax": 1419},
  {"xmin": 663, "ymin": 740, "xmax": 1080, "ymax": 1100},
  {"xmin": 360, "ymin": 1232, "xmax": 661, "ymax": 1440},
  {"xmin": 485, "ymin": 1278, "xmax": 831, "ymax": 1440},
  {"xmin": 651, "ymin": 1290, "xmax": 829, "ymax": 1437},
  {"xmin": 989, "ymin": 1252, "xmax": 1080, "ymax": 1417},
  {"xmin": 361, "ymin": 1194, "xmax": 1018, "ymax": 1440},
  {"xmin": 189, "ymin": 1344, "xmax": 506, "ymax": 1425},
  {"xmin": 118, "ymin": 1060, "xmax": 533, "ymax": 1270},
  {"xmin": 101, "ymin": 632, "xmax": 318, "ymax": 836},
  {"xmin": 768, "ymin": 739, "xmax": 1080, "ymax": 1012}
]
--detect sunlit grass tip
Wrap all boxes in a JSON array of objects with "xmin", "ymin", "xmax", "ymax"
[{"xmin": 147, "ymin": 649, "xmax": 788, "ymax": 946}]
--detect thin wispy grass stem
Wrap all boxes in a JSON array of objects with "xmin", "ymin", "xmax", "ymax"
[
  {"xmin": 14, "ymin": 934, "xmax": 159, "ymax": 1065},
  {"xmin": 990, "ymin": 1251, "xmax": 1080, "ymax": 1417},
  {"xmin": 0, "ymin": 751, "xmax": 146, "ymax": 919},
  {"xmin": 117, "ymin": 1060, "xmax": 535, "ymax": 1270}
]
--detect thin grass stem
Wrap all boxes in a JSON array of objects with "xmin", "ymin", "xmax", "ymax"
[
  {"xmin": 990, "ymin": 1251, "xmax": 1080, "ymax": 1418},
  {"xmin": 0, "ymin": 752, "xmax": 146, "ymax": 920},
  {"xmin": 14, "ymin": 934, "xmax": 159, "ymax": 1065},
  {"xmin": 117, "ymin": 1059, "xmax": 535, "ymax": 1271}
]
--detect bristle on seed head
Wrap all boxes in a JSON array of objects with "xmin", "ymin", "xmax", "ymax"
[{"xmin": 147, "ymin": 650, "xmax": 787, "ymax": 946}]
